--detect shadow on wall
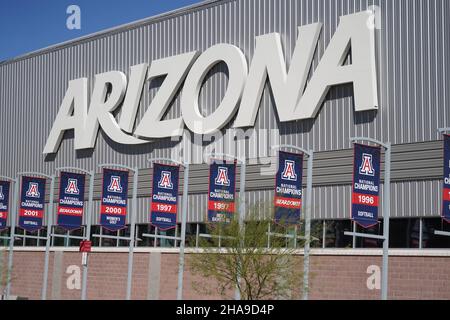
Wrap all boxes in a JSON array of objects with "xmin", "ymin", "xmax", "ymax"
[{"xmin": 279, "ymin": 83, "xmax": 377, "ymax": 136}]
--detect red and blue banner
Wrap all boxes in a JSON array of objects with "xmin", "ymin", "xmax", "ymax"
[
  {"xmin": 0, "ymin": 180, "xmax": 10, "ymax": 230},
  {"xmin": 19, "ymin": 176, "xmax": 46, "ymax": 232},
  {"xmin": 100, "ymin": 168, "xmax": 129, "ymax": 231},
  {"xmin": 351, "ymin": 143, "xmax": 381, "ymax": 228},
  {"xmin": 274, "ymin": 151, "xmax": 303, "ymax": 225},
  {"xmin": 443, "ymin": 134, "xmax": 450, "ymax": 223},
  {"xmin": 57, "ymin": 172, "xmax": 86, "ymax": 230},
  {"xmin": 150, "ymin": 163, "xmax": 180, "ymax": 230},
  {"xmin": 207, "ymin": 161, "xmax": 237, "ymax": 223}
]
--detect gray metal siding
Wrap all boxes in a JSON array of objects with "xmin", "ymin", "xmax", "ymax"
[{"xmin": 1, "ymin": 0, "xmax": 449, "ymax": 223}]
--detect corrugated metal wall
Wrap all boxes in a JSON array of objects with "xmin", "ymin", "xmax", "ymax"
[{"xmin": 1, "ymin": 0, "xmax": 449, "ymax": 224}]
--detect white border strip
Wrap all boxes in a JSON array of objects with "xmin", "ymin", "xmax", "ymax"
[{"xmin": 2, "ymin": 247, "xmax": 450, "ymax": 257}]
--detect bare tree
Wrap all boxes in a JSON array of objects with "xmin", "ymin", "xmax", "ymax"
[
  {"xmin": 0, "ymin": 251, "xmax": 12, "ymax": 300},
  {"xmin": 189, "ymin": 203, "xmax": 304, "ymax": 300}
]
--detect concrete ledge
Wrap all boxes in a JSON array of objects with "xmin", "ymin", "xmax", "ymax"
[
  {"xmin": 309, "ymin": 248, "xmax": 450, "ymax": 257},
  {"xmin": 2, "ymin": 246, "xmax": 450, "ymax": 257}
]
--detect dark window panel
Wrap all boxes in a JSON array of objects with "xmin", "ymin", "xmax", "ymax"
[
  {"xmin": 325, "ymin": 220, "xmax": 353, "ymax": 248},
  {"xmin": 90, "ymin": 226, "xmax": 100, "ymax": 247},
  {"xmin": 52, "ymin": 226, "xmax": 67, "ymax": 247},
  {"xmin": 137, "ymin": 224, "xmax": 154, "ymax": 247},
  {"xmin": 119, "ymin": 227, "xmax": 131, "ymax": 247},
  {"xmin": 158, "ymin": 228, "xmax": 176, "ymax": 248},
  {"xmin": 0, "ymin": 228, "xmax": 9, "ymax": 247},
  {"xmin": 101, "ymin": 227, "xmax": 118, "ymax": 247},
  {"xmin": 422, "ymin": 218, "xmax": 450, "ymax": 249},
  {"xmin": 24, "ymin": 230, "xmax": 38, "ymax": 247},
  {"xmin": 310, "ymin": 221, "xmax": 324, "ymax": 248},
  {"xmin": 184, "ymin": 223, "xmax": 198, "ymax": 248},
  {"xmin": 69, "ymin": 227, "xmax": 83, "ymax": 247}
]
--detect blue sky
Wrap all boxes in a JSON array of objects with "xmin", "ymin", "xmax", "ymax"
[{"xmin": 0, "ymin": 0, "xmax": 204, "ymax": 62}]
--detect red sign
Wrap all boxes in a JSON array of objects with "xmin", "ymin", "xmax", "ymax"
[{"xmin": 79, "ymin": 240, "xmax": 92, "ymax": 252}]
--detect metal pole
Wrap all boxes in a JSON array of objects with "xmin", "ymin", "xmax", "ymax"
[
  {"xmin": 42, "ymin": 175, "xmax": 55, "ymax": 300},
  {"xmin": 203, "ymin": 153, "xmax": 246, "ymax": 300},
  {"xmin": 6, "ymin": 178, "xmax": 19, "ymax": 299},
  {"xmin": 142, "ymin": 233, "xmax": 181, "ymax": 241},
  {"xmin": 51, "ymin": 229, "xmax": 55, "ymax": 247},
  {"xmin": 381, "ymin": 143, "xmax": 391, "ymax": 300},
  {"xmin": 126, "ymin": 168, "xmax": 139, "ymax": 300},
  {"xmin": 174, "ymin": 225, "xmax": 178, "ymax": 248},
  {"xmin": 239, "ymin": 160, "xmax": 246, "ymax": 229},
  {"xmin": 95, "ymin": 163, "xmax": 138, "ymax": 299},
  {"xmin": 234, "ymin": 158, "xmax": 246, "ymax": 301},
  {"xmin": 65, "ymin": 230, "xmax": 70, "ymax": 247},
  {"xmin": 271, "ymin": 145, "xmax": 314, "ymax": 299},
  {"xmin": 285, "ymin": 228, "xmax": 288, "ymax": 248},
  {"xmin": 146, "ymin": 157, "xmax": 189, "ymax": 299},
  {"xmin": 435, "ymin": 230, "xmax": 450, "ymax": 237},
  {"xmin": 195, "ymin": 223, "xmax": 199, "ymax": 248},
  {"xmin": 322, "ymin": 221, "xmax": 326, "ymax": 249},
  {"xmin": 438, "ymin": 127, "xmax": 450, "ymax": 134},
  {"xmin": 81, "ymin": 171, "xmax": 95, "ymax": 300},
  {"xmin": 294, "ymin": 226, "xmax": 298, "ymax": 249},
  {"xmin": 177, "ymin": 163, "xmax": 189, "ymax": 300},
  {"xmin": 419, "ymin": 218, "xmax": 423, "ymax": 249},
  {"xmin": 344, "ymin": 231, "xmax": 385, "ymax": 240},
  {"xmin": 349, "ymin": 137, "xmax": 391, "ymax": 300},
  {"xmin": 352, "ymin": 221, "xmax": 356, "ymax": 248},
  {"xmin": 302, "ymin": 151, "xmax": 313, "ymax": 300}
]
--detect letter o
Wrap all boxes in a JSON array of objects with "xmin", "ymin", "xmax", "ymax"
[{"xmin": 181, "ymin": 44, "xmax": 247, "ymax": 134}]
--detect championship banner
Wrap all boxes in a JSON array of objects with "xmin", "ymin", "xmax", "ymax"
[
  {"xmin": 100, "ymin": 168, "xmax": 129, "ymax": 231},
  {"xmin": 57, "ymin": 172, "xmax": 86, "ymax": 230},
  {"xmin": 207, "ymin": 161, "xmax": 237, "ymax": 223},
  {"xmin": 443, "ymin": 134, "xmax": 450, "ymax": 223},
  {"xmin": 150, "ymin": 163, "xmax": 180, "ymax": 230},
  {"xmin": 0, "ymin": 180, "xmax": 10, "ymax": 230},
  {"xmin": 351, "ymin": 143, "xmax": 381, "ymax": 228},
  {"xmin": 19, "ymin": 176, "xmax": 46, "ymax": 232},
  {"xmin": 274, "ymin": 151, "xmax": 303, "ymax": 225}
]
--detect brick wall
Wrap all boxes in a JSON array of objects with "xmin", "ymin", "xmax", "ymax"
[{"xmin": 3, "ymin": 249, "xmax": 450, "ymax": 300}]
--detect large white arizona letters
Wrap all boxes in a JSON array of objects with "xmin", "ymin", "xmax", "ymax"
[
  {"xmin": 119, "ymin": 63, "xmax": 149, "ymax": 134},
  {"xmin": 134, "ymin": 51, "xmax": 199, "ymax": 138},
  {"xmin": 292, "ymin": 11, "xmax": 378, "ymax": 119},
  {"xmin": 181, "ymin": 44, "xmax": 248, "ymax": 135},
  {"xmin": 233, "ymin": 22, "xmax": 322, "ymax": 127},
  {"xmin": 82, "ymin": 70, "xmax": 148, "ymax": 149},
  {"xmin": 43, "ymin": 11, "xmax": 378, "ymax": 154},
  {"xmin": 43, "ymin": 78, "xmax": 88, "ymax": 154}
]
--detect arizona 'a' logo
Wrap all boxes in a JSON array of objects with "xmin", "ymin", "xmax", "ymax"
[
  {"xmin": 281, "ymin": 160, "xmax": 297, "ymax": 181},
  {"xmin": 359, "ymin": 153, "xmax": 375, "ymax": 176},
  {"xmin": 65, "ymin": 179, "xmax": 80, "ymax": 195},
  {"xmin": 0, "ymin": 186, "xmax": 4, "ymax": 200},
  {"xmin": 215, "ymin": 167, "xmax": 230, "ymax": 186},
  {"xmin": 107, "ymin": 176, "xmax": 123, "ymax": 193},
  {"xmin": 158, "ymin": 171, "xmax": 173, "ymax": 189},
  {"xmin": 26, "ymin": 182, "xmax": 40, "ymax": 198}
]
